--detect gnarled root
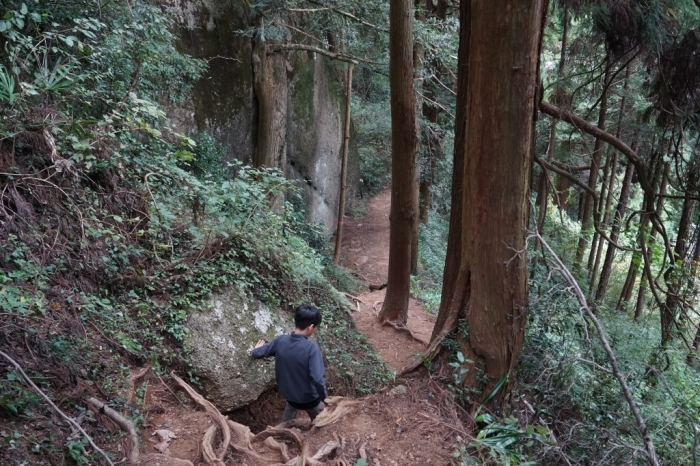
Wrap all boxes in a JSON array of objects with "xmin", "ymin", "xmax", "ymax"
[{"xmin": 314, "ymin": 397, "xmax": 362, "ymax": 427}]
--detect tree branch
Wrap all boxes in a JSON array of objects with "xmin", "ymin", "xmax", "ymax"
[
  {"xmin": 539, "ymin": 101, "xmax": 653, "ymax": 194},
  {"xmin": 534, "ymin": 234, "xmax": 660, "ymax": 466},
  {"xmin": 534, "ymin": 155, "xmax": 636, "ymax": 252},
  {"xmin": 268, "ymin": 44, "xmax": 385, "ymax": 66},
  {"xmin": 303, "ymin": 2, "xmax": 389, "ymax": 33}
]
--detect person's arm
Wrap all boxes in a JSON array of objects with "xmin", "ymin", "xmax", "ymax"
[
  {"xmin": 308, "ymin": 344, "xmax": 328, "ymax": 400},
  {"xmin": 251, "ymin": 337, "xmax": 277, "ymax": 359}
]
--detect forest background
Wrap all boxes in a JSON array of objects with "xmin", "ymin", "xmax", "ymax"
[{"xmin": 1, "ymin": 0, "xmax": 700, "ymax": 465}]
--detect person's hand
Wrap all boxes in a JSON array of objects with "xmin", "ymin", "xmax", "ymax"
[{"xmin": 254, "ymin": 340, "xmax": 266, "ymax": 349}]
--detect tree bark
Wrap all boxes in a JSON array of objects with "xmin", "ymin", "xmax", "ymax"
[
  {"xmin": 333, "ymin": 64, "xmax": 354, "ymax": 265},
  {"xmin": 252, "ymin": 38, "xmax": 288, "ymax": 169},
  {"xmin": 379, "ymin": 0, "xmax": 418, "ymax": 322},
  {"xmin": 431, "ymin": 0, "xmax": 546, "ymax": 403}
]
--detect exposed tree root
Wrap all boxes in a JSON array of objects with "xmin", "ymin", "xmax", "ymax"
[
  {"xmin": 78, "ymin": 372, "xmax": 359, "ymax": 465},
  {"xmin": 87, "ymin": 397, "xmax": 140, "ymax": 464},
  {"xmin": 170, "ymin": 372, "xmax": 230, "ymax": 464},
  {"xmin": 87, "ymin": 396, "xmax": 195, "ymax": 466},
  {"xmin": 314, "ymin": 397, "xmax": 363, "ymax": 427},
  {"xmin": 134, "ymin": 457, "xmax": 194, "ymax": 466},
  {"xmin": 382, "ymin": 320, "xmax": 428, "ymax": 345},
  {"xmin": 168, "ymin": 373, "xmax": 356, "ymax": 465},
  {"xmin": 369, "ymin": 282, "xmax": 387, "ymax": 291}
]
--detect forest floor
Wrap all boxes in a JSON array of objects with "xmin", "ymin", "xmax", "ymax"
[{"xmin": 124, "ymin": 188, "xmax": 467, "ymax": 465}]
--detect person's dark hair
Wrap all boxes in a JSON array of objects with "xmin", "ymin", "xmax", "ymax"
[{"xmin": 294, "ymin": 304, "xmax": 322, "ymax": 330}]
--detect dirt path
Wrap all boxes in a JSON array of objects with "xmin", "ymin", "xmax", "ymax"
[{"xmin": 339, "ymin": 187, "xmax": 435, "ymax": 372}]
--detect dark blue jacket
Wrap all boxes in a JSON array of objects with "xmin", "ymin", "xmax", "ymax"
[{"xmin": 251, "ymin": 333, "xmax": 327, "ymax": 408}]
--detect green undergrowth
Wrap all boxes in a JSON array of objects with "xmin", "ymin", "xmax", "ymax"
[
  {"xmin": 0, "ymin": 1, "xmax": 391, "ymax": 464},
  {"xmin": 412, "ymin": 197, "xmax": 700, "ymax": 464},
  {"xmin": 521, "ymin": 199, "xmax": 700, "ymax": 465}
]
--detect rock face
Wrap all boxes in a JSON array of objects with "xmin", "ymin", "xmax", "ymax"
[
  {"xmin": 286, "ymin": 54, "xmax": 359, "ymax": 233},
  {"xmin": 184, "ymin": 288, "xmax": 294, "ymax": 412},
  {"xmin": 160, "ymin": 0, "xmax": 359, "ymax": 235}
]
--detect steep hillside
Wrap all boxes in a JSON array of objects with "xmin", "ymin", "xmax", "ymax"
[{"xmin": 0, "ymin": 2, "xmax": 390, "ymax": 464}]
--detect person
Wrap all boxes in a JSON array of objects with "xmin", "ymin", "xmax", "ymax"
[{"xmin": 251, "ymin": 304, "xmax": 327, "ymax": 422}]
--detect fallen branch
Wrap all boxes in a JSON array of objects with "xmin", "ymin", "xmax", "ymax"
[
  {"xmin": 539, "ymin": 101, "xmax": 652, "ymax": 194},
  {"xmin": 369, "ymin": 283, "xmax": 387, "ymax": 291},
  {"xmin": 268, "ymin": 43, "xmax": 384, "ymax": 66},
  {"xmin": 0, "ymin": 351, "xmax": 114, "ymax": 466},
  {"xmin": 535, "ymin": 232, "xmax": 660, "ymax": 466}
]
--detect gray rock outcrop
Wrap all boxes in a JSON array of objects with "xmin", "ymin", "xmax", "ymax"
[
  {"xmin": 159, "ymin": 0, "xmax": 359, "ymax": 235},
  {"xmin": 184, "ymin": 288, "xmax": 293, "ymax": 411}
]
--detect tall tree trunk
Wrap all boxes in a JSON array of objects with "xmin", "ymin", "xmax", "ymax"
[
  {"xmin": 418, "ymin": 0, "xmax": 447, "ymax": 224},
  {"xmin": 596, "ymin": 158, "xmax": 636, "ymax": 300},
  {"xmin": 589, "ymin": 65, "xmax": 632, "ymax": 295},
  {"xmin": 556, "ymin": 171, "xmax": 572, "ymax": 211},
  {"xmin": 429, "ymin": 0, "xmax": 471, "ymax": 341},
  {"xmin": 536, "ymin": 121, "xmax": 556, "ymax": 232},
  {"xmin": 687, "ymin": 234, "xmax": 700, "ymax": 366},
  {"xmin": 333, "ymin": 64, "xmax": 354, "ymax": 265},
  {"xmin": 430, "ymin": 0, "xmax": 546, "ymax": 403},
  {"xmin": 660, "ymin": 186, "xmax": 696, "ymax": 344},
  {"xmin": 634, "ymin": 162, "xmax": 670, "ymax": 319},
  {"xmin": 587, "ymin": 149, "xmax": 612, "ymax": 270},
  {"xmin": 575, "ymin": 60, "xmax": 610, "ymax": 265},
  {"xmin": 542, "ymin": 5, "xmax": 569, "ymax": 227},
  {"xmin": 252, "ymin": 38, "xmax": 288, "ymax": 169},
  {"xmin": 379, "ymin": 0, "xmax": 418, "ymax": 322},
  {"xmin": 410, "ymin": 2, "xmax": 424, "ymax": 275},
  {"xmin": 617, "ymin": 146, "xmax": 664, "ymax": 310},
  {"xmin": 588, "ymin": 150, "xmax": 617, "ymax": 296}
]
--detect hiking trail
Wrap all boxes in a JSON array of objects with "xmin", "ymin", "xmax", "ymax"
[{"xmin": 339, "ymin": 187, "xmax": 435, "ymax": 372}]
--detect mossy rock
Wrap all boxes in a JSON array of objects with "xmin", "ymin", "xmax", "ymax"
[{"xmin": 185, "ymin": 288, "xmax": 293, "ymax": 411}]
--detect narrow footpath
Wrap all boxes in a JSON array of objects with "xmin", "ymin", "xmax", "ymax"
[{"xmin": 339, "ymin": 187, "xmax": 435, "ymax": 372}]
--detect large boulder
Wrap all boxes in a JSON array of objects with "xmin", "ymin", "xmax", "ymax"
[{"xmin": 184, "ymin": 288, "xmax": 293, "ymax": 411}]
